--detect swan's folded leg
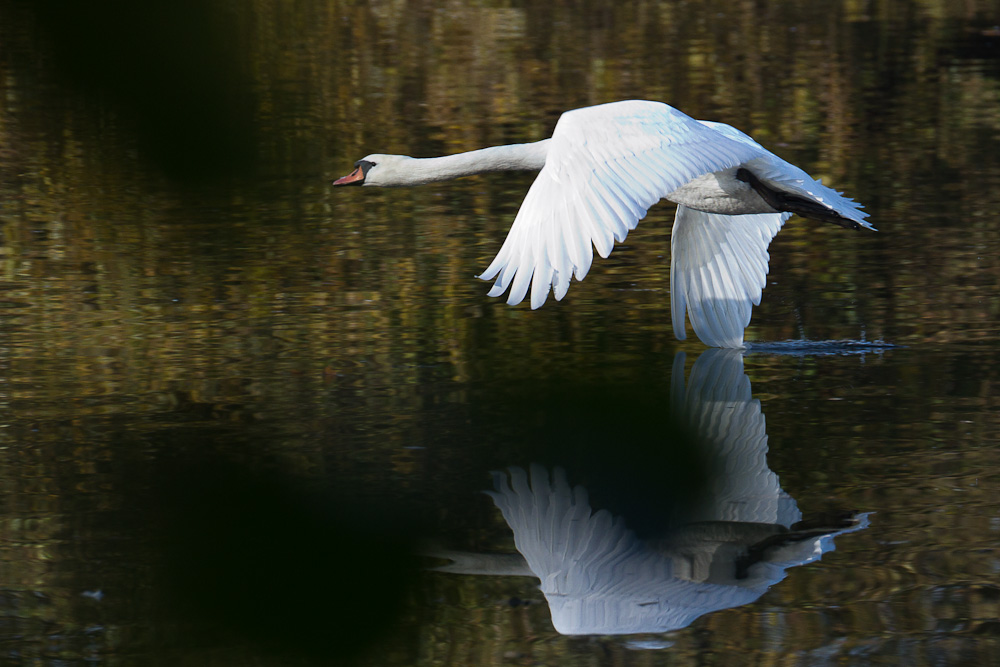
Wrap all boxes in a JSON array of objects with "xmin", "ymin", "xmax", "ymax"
[
  {"xmin": 670, "ymin": 206, "xmax": 789, "ymax": 348},
  {"xmin": 735, "ymin": 168, "xmax": 865, "ymax": 231}
]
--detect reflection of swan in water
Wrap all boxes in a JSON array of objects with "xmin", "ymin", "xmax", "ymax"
[
  {"xmin": 433, "ymin": 349, "xmax": 868, "ymax": 635},
  {"xmin": 333, "ymin": 100, "xmax": 873, "ymax": 348}
]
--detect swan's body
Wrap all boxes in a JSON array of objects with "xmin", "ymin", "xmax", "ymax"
[{"xmin": 334, "ymin": 100, "xmax": 874, "ymax": 348}]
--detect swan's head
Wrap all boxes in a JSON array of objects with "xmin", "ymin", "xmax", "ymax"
[{"xmin": 332, "ymin": 154, "xmax": 413, "ymax": 187}]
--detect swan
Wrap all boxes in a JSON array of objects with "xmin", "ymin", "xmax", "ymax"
[{"xmin": 333, "ymin": 100, "xmax": 874, "ymax": 348}]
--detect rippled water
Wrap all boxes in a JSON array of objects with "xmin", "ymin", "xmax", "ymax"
[{"xmin": 1, "ymin": 1, "xmax": 1000, "ymax": 665}]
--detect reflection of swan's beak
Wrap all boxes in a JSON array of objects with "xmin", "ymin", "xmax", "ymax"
[{"xmin": 332, "ymin": 166, "xmax": 365, "ymax": 186}]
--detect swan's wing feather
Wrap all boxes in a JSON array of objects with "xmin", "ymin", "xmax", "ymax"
[
  {"xmin": 696, "ymin": 120, "xmax": 767, "ymax": 151},
  {"xmin": 670, "ymin": 205, "xmax": 790, "ymax": 348},
  {"xmin": 479, "ymin": 101, "xmax": 764, "ymax": 308}
]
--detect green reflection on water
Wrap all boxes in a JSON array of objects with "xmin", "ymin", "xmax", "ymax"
[{"xmin": 1, "ymin": 0, "xmax": 1000, "ymax": 664}]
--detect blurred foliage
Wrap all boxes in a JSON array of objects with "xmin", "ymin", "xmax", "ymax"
[{"xmin": 1, "ymin": 0, "xmax": 1000, "ymax": 664}]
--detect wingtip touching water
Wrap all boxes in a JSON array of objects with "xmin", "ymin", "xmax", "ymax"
[{"xmin": 336, "ymin": 100, "xmax": 874, "ymax": 348}]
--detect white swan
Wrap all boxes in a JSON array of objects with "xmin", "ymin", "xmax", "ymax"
[{"xmin": 333, "ymin": 100, "xmax": 874, "ymax": 348}]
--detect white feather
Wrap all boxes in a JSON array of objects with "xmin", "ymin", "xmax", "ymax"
[
  {"xmin": 671, "ymin": 207, "xmax": 790, "ymax": 348},
  {"xmin": 478, "ymin": 102, "xmax": 761, "ymax": 311}
]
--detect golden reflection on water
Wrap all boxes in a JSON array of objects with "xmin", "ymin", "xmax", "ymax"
[{"xmin": 1, "ymin": 0, "xmax": 1000, "ymax": 664}]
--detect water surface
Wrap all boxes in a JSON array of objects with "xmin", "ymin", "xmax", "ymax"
[{"xmin": 1, "ymin": 1, "xmax": 999, "ymax": 664}]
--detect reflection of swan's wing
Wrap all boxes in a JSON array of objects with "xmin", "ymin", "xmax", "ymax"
[
  {"xmin": 670, "ymin": 208, "xmax": 790, "ymax": 348},
  {"xmin": 486, "ymin": 465, "xmax": 767, "ymax": 635},
  {"xmin": 478, "ymin": 101, "xmax": 763, "ymax": 309},
  {"xmin": 677, "ymin": 349, "xmax": 801, "ymax": 527},
  {"xmin": 486, "ymin": 465, "xmax": 643, "ymax": 596}
]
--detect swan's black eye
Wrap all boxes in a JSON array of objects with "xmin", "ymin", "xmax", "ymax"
[{"xmin": 354, "ymin": 160, "xmax": 375, "ymax": 175}]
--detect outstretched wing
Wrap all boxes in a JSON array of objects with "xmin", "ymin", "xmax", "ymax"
[
  {"xmin": 670, "ymin": 206, "xmax": 791, "ymax": 348},
  {"xmin": 478, "ymin": 101, "xmax": 764, "ymax": 309}
]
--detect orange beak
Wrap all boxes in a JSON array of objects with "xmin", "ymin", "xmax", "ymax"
[{"xmin": 332, "ymin": 166, "xmax": 366, "ymax": 186}]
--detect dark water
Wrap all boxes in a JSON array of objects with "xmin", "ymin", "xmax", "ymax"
[{"xmin": 2, "ymin": 1, "xmax": 1000, "ymax": 664}]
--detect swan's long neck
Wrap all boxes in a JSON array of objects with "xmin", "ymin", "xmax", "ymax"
[{"xmin": 387, "ymin": 140, "xmax": 550, "ymax": 186}]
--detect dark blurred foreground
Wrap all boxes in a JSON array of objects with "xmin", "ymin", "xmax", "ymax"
[{"xmin": 1, "ymin": 0, "xmax": 260, "ymax": 183}]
